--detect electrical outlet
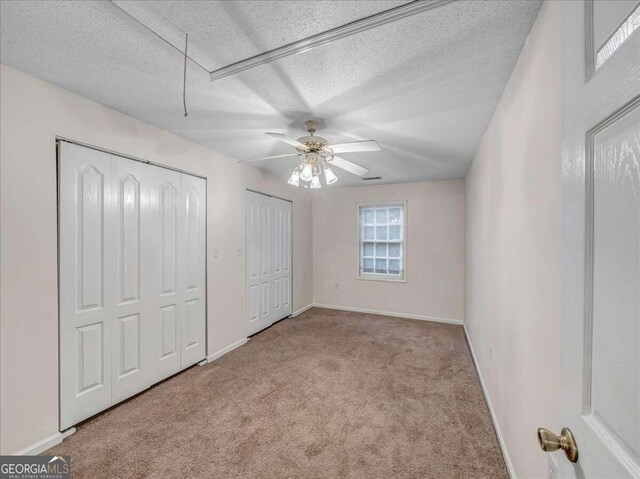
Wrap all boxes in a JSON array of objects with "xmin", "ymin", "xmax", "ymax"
[
  {"xmin": 213, "ymin": 248, "xmax": 219, "ymax": 258},
  {"xmin": 548, "ymin": 455, "xmax": 558, "ymax": 479},
  {"xmin": 237, "ymin": 249, "xmax": 242, "ymax": 256}
]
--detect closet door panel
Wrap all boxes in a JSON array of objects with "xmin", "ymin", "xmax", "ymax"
[
  {"xmin": 282, "ymin": 203, "xmax": 292, "ymax": 315},
  {"xmin": 246, "ymin": 195, "xmax": 261, "ymax": 335},
  {"xmin": 259, "ymin": 201, "xmax": 272, "ymax": 329},
  {"xmin": 270, "ymin": 199, "xmax": 292, "ymax": 319},
  {"xmin": 179, "ymin": 174, "xmax": 206, "ymax": 368},
  {"xmin": 160, "ymin": 305, "xmax": 178, "ymax": 358},
  {"xmin": 59, "ymin": 143, "xmax": 114, "ymax": 430},
  {"xmin": 271, "ymin": 198, "xmax": 292, "ymax": 320},
  {"xmin": 245, "ymin": 192, "xmax": 292, "ymax": 335},
  {"xmin": 144, "ymin": 165, "xmax": 182, "ymax": 383},
  {"xmin": 272, "ymin": 203, "xmax": 283, "ymax": 316},
  {"xmin": 111, "ymin": 156, "xmax": 149, "ymax": 404},
  {"xmin": 116, "ymin": 173, "xmax": 140, "ymax": 304},
  {"xmin": 184, "ymin": 299, "xmax": 200, "ymax": 350},
  {"xmin": 159, "ymin": 182, "xmax": 178, "ymax": 296}
]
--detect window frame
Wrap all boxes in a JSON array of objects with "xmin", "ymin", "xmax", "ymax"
[{"xmin": 356, "ymin": 200, "xmax": 407, "ymax": 283}]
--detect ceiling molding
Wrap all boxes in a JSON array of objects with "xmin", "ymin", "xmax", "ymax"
[{"xmin": 209, "ymin": 0, "xmax": 456, "ymax": 82}]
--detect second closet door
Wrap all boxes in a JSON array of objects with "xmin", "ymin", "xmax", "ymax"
[{"xmin": 246, "ymin": 191, "xmax": 292, "ymax": 336}]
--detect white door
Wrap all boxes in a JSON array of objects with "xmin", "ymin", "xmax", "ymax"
[
  {"xmin": 272, "ymin": 200, "xmax": 292, "ymax": 320},
  {"xmin": 144, "ymin": 165, "xmax": 182, "ymax": 383},
  {"xmin": 179, "ymin": 173, "xmax": 206, "ymax": 368},
  {"xmin": 553, "ymin": 1, "xmax": 640, "ymax": 477},
  {"xmin": 246, "ymin": 192, "xmax": 263, "ymax": 335},
  {"xmin": 111, "ymin": 156, "xmax": 150, "ymax": 403},
  {"xmin": 59, "ymin": 143, "xmax": 114, "ymax": 429},
  {"xmin": 60, "ymin": 143, "xmax": 206, "ymax": 428},
  {"xmin": 246, "ymin": 191, "xmax": 292, "ymax": 335},
  {"xmin": 247, "ymin": 191, "xmax": 274, "ymax": 334}
]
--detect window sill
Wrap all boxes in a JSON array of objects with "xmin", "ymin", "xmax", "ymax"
[{"xmin": 357, "ymin": 274, "xmax": 406, "ymax": 284}]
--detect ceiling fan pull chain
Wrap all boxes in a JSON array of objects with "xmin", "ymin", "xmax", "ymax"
[{"xmin": 183, "ymin": 33, "xmax": 189, "ymax": 117}]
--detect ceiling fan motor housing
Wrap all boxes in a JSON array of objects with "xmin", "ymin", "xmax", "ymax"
[
  {"xmin": 295, "ymin": 120, "xmax": 330, "ymax": 153},
  {"xmin": 296, "ymin": 135, "xmax": 329, "ymax": 154}
]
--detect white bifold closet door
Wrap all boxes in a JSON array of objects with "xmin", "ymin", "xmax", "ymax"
[
  {"xmin": 246, "ymin": 191, "xmax": 292, "ymax": 335},
  {"xmin": 59, "ymin": 142, "xmax": 206, "ymax": 430}
]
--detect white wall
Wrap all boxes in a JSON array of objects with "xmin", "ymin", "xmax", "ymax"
[
  {"xmin": 313, "ymin": 181, "xmax": 465, "ymax": 322},
  {"xmin": 0, "ymin": 64, "xmax": 313, "ymax": 455},
  {"xmin": 464, "ymin": 1, "xmax": 562, "ymax": 477}
]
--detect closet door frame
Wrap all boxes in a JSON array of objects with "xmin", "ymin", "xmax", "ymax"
[
  {"xmin": 56, "ymin": 138, "xmax": 208, "ymax": 430},
  {"xmin": 245, "ymin": 189, "xmax": 293, "ymax": 336}
]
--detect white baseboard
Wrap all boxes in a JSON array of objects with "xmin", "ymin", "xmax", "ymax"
[
  {"xmin": 312, "ymin": 303, "xmax": 463, "ymax": 325},
  {"xmin": 206, "ymin": 337, "xmax": 249, "ymax": 363},
  {"xmin": 291, "ymin": 303, "xmax": 314, "ymax": 317},
  {"xmin": 14, "ymin": 428, "xmax": 76, "ymax": 456},
  {"xmin": 463, "ymin": 324, "xmax": 516, "ymax": 479}
]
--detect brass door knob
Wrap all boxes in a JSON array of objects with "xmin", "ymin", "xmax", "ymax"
[{"xmin": 537, "ymin": 427, "xmax": 579, "ymax": 463}]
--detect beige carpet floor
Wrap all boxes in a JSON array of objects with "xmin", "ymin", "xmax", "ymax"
[{"xmin": 46, "ymin": 308, "xmax": 508, "ymax": 479}]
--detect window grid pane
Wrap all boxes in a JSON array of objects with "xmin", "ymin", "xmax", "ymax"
[{"xmin": 359, "ymin": 204, "xmax": 404, "ymax": 278}]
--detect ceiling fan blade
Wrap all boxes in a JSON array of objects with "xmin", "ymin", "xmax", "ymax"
[
  {"xmin": 329, "ymin": 156, "xmax": 369, "ymax": 176},
  {"xmin": 266, "ymin": 132, "xmax": 310, "ymax": 151},
  {"xmin": 240, "ymin": 153, "xmax": 301, "ymax": 164},
  {"xmin": 325, "ymin": 140, "xmax": 381, "ymax": 154}
]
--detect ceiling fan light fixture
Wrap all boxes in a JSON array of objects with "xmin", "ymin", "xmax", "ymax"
[
  {"xmin": 306, "ymin": 152, "xmax": 319, "ymax": 163},
  {"xmin": 262, "ymin": 121, "xmax": 375, "ymax": 187},
  {"xmin": 287, "ymin": 167, "xmax": 300, "ymax": 187},
  {"xmin": 300, "ymin": 162, "xmax": 313, "ymax": 182},
  {"xmin": 310, "ymin": 175, "xmax": 321, "ymax": 189},
  {"xmin": 323, "ymin": 164, "xmax": 338, "ymax": 185}
]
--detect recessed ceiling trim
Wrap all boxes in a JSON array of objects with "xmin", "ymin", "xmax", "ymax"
[{"xmin": 209, "ymin": 0, "xmax": 456, "ymax": 82}]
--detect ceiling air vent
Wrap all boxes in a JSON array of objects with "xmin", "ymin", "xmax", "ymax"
[{"xmin": 361, "ymin": 176, "xmax": 382, "ymax": 181}]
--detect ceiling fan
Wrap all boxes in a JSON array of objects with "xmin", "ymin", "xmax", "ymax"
[{"xmin": 245, "ymin": 120, "xmax": 381, "ymax": 188}]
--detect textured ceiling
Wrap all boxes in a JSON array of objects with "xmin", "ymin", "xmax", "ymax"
[
  {"xmin": 0, "ymin": 0, "xmax": 542, "ymax": 187},
  {"xmin": 145, "ymin": 0, "xmax": 409, "ymax": 70}
]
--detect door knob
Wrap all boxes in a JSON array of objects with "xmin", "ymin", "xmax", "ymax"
[{"xmin": 537, "ymin": 427, "xmax": 579, "ymax": 463}]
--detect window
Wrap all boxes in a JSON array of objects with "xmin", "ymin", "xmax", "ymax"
[
  {"xmin": 595, "ymin": 3, "xmax": 640, "ymax": 71},
  {"xmin": 358, "ymin": 202, "xmax": 406, "ymax": 281}
]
